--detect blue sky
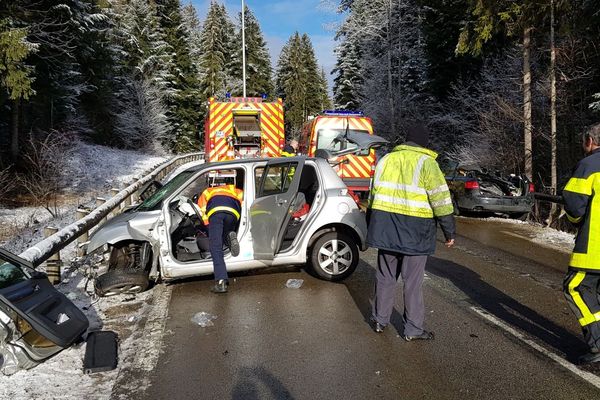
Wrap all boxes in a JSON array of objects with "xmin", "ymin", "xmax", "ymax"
[{"xmin": 190, "ymin": 0, "xmax": 342, "ymax": 91}]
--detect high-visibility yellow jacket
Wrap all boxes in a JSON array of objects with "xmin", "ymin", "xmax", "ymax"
[
  {"xmin": 197, "ymin": 185, "xmax": 243, "ymax": 225},
  {"xmin": 369, "ymin": 144, "xmax": 454, "ymax": 218},
  {"xmin": 563, "ymin": 148, "xmax": 600, "ymax": 271},
  {"xmin": 366, "ymin": 143, "xmax": 455, "ymax": 255}
]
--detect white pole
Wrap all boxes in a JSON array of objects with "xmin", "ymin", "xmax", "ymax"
[{"xmin": 241, "ymin": 0, "xmax": 247, "ymax": 98}]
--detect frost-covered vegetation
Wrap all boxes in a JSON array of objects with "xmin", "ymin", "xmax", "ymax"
[{"xmin": 332, "ymin": 0, "xmax": 600, "ymax": 189}]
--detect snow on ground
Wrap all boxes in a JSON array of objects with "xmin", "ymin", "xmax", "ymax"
[
  {"xmin": 0, "ymin": 141, "xmax": 167, "ymax": 254},
  {"xmin": 0, "ymin": 142, "xmax": 170, "ymax": 399},
  {"xmin": 469, "ymin": 216, "xmax": 575, "ymax": 253}
]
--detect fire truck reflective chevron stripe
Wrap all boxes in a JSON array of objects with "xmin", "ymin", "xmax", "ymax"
[{"xmin": 205, "ymin": 97, "xmax": 284, "ymax": 162}]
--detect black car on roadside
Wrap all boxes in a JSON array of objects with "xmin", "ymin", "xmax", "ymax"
[{"xmin": 444, "ymin": 162, "xmax": 535, "ymax": 219}]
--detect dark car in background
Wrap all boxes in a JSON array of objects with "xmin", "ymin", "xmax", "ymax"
[
  {"xmin": 0, "ymin": 248, "xmax": 89, "ymax": 375},
  {"xmin": 444, "ymin": 163, "xmax": 535, "ymax": 219}
]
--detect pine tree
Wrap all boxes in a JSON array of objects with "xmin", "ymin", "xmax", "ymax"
[
  {"xmin": 276, "ymin": 32, "xmax": 327, "ymax": 136},
  {"xmin": 0, "ymin": 17, "xmax": 37, "ymax": 159},
  {"xmin": 198, "ymin": 1, "xmax": 230, "ymax": 98},
  {"xmin": 228, "ymin": 5, "xmax": 273, "ymax": 98},
  {"xmin": 112, "ymin": 0, "xmax": 174, "ymax": 151},
  {"xmin": 155, "ymin": 0, "xmax": 203, "ymax": 152},
  {"xmin": 332, "ymin": 39, "xmax": 362, "ymax": 110}
]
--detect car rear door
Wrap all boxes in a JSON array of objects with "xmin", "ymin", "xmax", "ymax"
[
  {"xmin": 0, "ymin": 249, "xmax": 89, "ymax": 352},
  {"xmin": 250, "ymin": 158, "xmax": 305, "ymax": 259}
]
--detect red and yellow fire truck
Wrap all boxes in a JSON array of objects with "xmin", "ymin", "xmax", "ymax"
[
  {"xmin": 204, "ymin": 97, "xmax": 285, "ymax": 162},
  {"xmin": 299, "ymin": 110, "xmax": 377, "ymax": 195}
]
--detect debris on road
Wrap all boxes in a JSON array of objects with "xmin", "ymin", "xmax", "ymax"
[
  {"xmin": 285, "ymin": 279, "xmax": 304, "ymax": 289},
  {"xmin": 191, "ymin": 312, "xmax": 218, "ymax": 327}
]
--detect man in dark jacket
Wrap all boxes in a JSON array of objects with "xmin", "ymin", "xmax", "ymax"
[
  {"xmin": 367, "ymin": 123, "xmax": 455, "ymax": 341},
  {"xmin": 563, "ymin": 123, "xmax": 600, "ymax": 363}
]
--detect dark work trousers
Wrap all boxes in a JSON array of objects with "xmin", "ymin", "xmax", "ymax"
[
  {"xmin": 208, "ymin": 212, "xmax": 237, "ymax": 282},
  {"xmin": 563, "ymin": 268, "xmax": 600, "ymax": 351},
  {"xmin": 372, "ymin": 249, "xmax": 428, "ymax": 336}
]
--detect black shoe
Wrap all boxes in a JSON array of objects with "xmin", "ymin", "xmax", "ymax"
[
  {"xmin": 228, "ymin": 232, "xmax": 240, "ymax": 257},
  {"xmin": 370, "ymin": 318, "xmax": 385, "ymax": 333},
  {"xmin": 211, "ymin": 279, "xmax": 228, "ymax": 293},
  {"xmin": 403, "ymin": 330, "xmax": 434, "ymax": 342},
  {"xmin": 579, "ymin": 351, "xmax": 600, "ymax": 364}
]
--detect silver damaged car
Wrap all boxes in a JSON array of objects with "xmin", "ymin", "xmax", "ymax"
[{"xmin": 87, "ymin": 156, "xmax": 372, "ymax": 296}]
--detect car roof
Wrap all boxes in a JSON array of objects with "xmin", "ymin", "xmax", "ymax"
[{"xmin": 181, "ymin": 156, "xmax": 314, "ymax": 173}]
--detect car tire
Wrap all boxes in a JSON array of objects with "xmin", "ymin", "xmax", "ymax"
[
  {"xmin": 95, "ymin": 270, "xmax": 150, "ymax": 297},
  {"xmin": 308, "ymin": 231, "xmax": 359, "ymax": 281}
]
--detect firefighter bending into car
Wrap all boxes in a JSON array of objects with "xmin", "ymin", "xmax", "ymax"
[
  {"xmin": 563, "ymin": 122, "xmax": 600, "ymax": 364},
  {"xmin": 197, "ymin": 181, "xmax": 243, "ymax": 293}
]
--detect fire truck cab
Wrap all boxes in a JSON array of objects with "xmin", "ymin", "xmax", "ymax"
[
  {"xmin": 299, "ymin": 110, "xmax": 378, "ymax": 195},
  {"xmin": 204, "ymin": 97, "xmax": 285, "ymax": 162}
]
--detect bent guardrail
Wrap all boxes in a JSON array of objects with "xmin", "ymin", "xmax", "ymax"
[{"xmin": 18, "ymin": 152, "xmax": 204, "ymax": 277}]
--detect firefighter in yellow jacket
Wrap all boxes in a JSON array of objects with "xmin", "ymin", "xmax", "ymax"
[
  {"xmin": 563, "ymin": 123, "xmax": 600, "ymax": 364},
  {"xmin": 197, "ymin": 183, "xmax": 243, "ymax": 293}
]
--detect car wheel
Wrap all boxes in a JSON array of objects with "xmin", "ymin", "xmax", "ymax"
[
  {"xmin": 308, "ymin": 232, "xmax": 358, "ymax": 281},
  {"xmin": 95, "ymin": 270, "xmax": 149, "ymax": 297}
]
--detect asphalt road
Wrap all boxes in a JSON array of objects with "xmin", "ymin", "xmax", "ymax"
[{"xmin": 114, "ymin": 218, "xmax": 600, "ymax": 399}]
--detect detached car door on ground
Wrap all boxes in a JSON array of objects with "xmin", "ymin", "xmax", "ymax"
[{"xmin": 0, "ymin": 248, "xmax": 89, "ymax": 375}]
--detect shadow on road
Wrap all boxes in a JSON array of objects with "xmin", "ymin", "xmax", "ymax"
[
  {"xmin": 232, "ymin": 366, "xmax": 294, "ymax": 400},
  {"xmin": 427, "ymin": 256, "xmax": 588, "ymax": 362}
]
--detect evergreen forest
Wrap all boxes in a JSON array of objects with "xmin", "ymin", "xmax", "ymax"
[{"xmin": 1, "ymin": 0, "xmax": 600, "ymax": 201}]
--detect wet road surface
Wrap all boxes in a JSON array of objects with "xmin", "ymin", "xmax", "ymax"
[{"xmin": 114, "ymin": 217, "xmax": 600, "ymax": 399}]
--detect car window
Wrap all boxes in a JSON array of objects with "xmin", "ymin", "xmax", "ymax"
[
  {"xmin": 137, "ymin": 171, "xmax": 194, "ymax": 211},
  {"xmin": 254, "ymin": 166, "xmax": 265, "ymax": 196},
  {"xmin": 316, "ymin": 128, "xmax": 370, "ymax": 156},
  {"xmin": 258, "ymin": 162, "xmax": 298, "ymax": 197},
  {"xmin": 0, "ymin": 262, "xmax": 28, "ymax": 290}
]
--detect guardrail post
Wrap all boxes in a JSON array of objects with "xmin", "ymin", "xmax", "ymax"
[
  {"xmin": 96, "ymin": 197, "xmax": 107, "ymax": 224},
  {"xmin": 44, "ymin": 227, "xmax": 61, "ymax": 284},
  {"xmin": 110, "ymin": 188, "xmax": 120, "ymax": 216},
  {"xmin": 131, "ymin": 178, "xmax": 140, "ymax": 204},
  {"xmin": 76, "ymin": 209, "xmax": 90, "ymax": 257}
]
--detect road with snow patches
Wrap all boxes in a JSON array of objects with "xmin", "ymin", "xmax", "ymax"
[{"xmin": 109, "ymin": 217, "xmax": 600, "ymax": 400}]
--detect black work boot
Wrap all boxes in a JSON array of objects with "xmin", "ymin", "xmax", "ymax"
[
  {"xmin": 370, "ymin": 317, "xmax": 385, "ymax": 333},
  {"xmin": 211, "ymin": 279, "xmax": 228, "ymax": 294},
  {"xmin": 228, "ymin": 231, "xmax": 240, "ymax": 257}
]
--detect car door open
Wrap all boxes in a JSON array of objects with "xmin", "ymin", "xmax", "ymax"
[{"xmin": 250, "ymin": 158, "xmax": 305, "ymax": 259}]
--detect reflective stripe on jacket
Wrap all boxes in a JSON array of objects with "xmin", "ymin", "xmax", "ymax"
[
  {"xmin": 369, "ymin": 144, "xmax": 454, "ymax": 218},
  {"xmin": 563, "ymin": 148, "xmax": 600, "ymax": 271},
  {"xmin": 366, "ymin": 143, "xmax": 455, "ymax": 255},
  {"xmin": 197, "ymin": 185, "xmax": 243, "ymax": 225}
]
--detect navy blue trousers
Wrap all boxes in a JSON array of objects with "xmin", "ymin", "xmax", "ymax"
[{"xmin": 208, "ymin": 212, "xmax": 237, "ymax": 281}]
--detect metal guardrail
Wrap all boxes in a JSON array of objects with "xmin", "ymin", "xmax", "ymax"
[{"xmin": 18, "ymin": 152, "xmax": 204, "ymax": 275}]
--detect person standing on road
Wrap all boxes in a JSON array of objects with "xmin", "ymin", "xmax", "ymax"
[
  {"xmin": 562, "ymin": 123, "xmax": 600, "ymax": 363},
  {"xmin": 367, "ymin": 123, "xmax": 456, "ymax": 341},
  {"xmin": 197, "ymin": 182, "xmax": 243, "ymax": 294}
]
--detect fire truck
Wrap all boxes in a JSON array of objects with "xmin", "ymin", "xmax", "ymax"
[
  {"xmin": 204, "ymin": 97, "xmax": 285, "ymax": 162},
  {"xmin": 299, "ymin": 110, "xmax": 378, "ymax": 195}
]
